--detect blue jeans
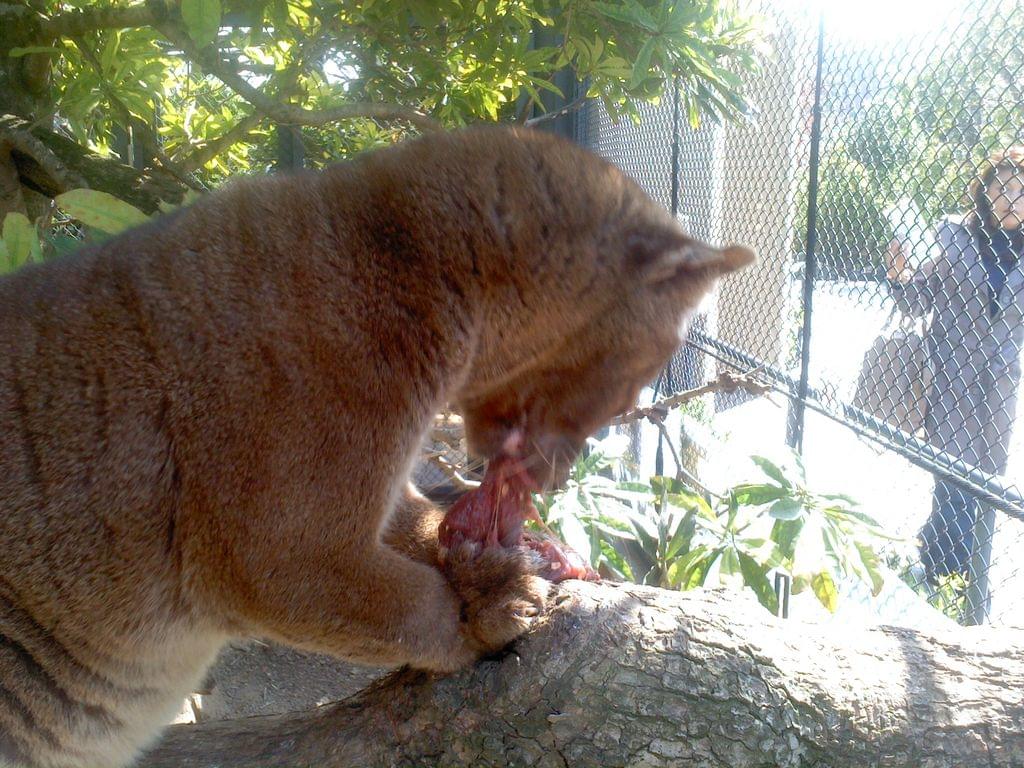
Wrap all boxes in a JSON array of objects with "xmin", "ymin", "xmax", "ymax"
[{"xmin": 919, "ymin": 479, "xmax": 977, "ymax": 581}]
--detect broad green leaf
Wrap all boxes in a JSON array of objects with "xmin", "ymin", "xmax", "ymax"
[
  {"xmin": 718, "ymin": 546, "xmax": 742, "ymax": 588},
  {"xmin": 771, "ymin": 518, "xmax": 805, "ymax": 561},
  {"xmin": 736, "ymin": 537, "xmax": 785, "ymax": 568},
  {"xmin": 811, "ymin": 570, "xmax": 838, "ymax": 613},
  {"xmin": 594, "ymin": 486, "xmax": 654, "ymax": 505},
  {"xmin": 623, "ymin": 509, "xmax": 659, "ymax": 554},
  {"xmin": 855, "ymin": 541, "xmax": 885, "ymax": 596},
  {"xmin": 830, "ymin": 506, "xmax": 885, "ymax": 530},
  {"xmin": 2, "ymin": 212, "xmax": 35, "ymax": 267},
  {"xmin": 821, "ymin": 493, "xmax": 860, "ymax": 506},
  {"xmin": 55, "ymin": 190, "xmax": 149, "ymax": 234},
  {"xmin": 751, "ymin": 456, "xmax": 792, "ymax": 488},
  {"xmin": 733, "ymin": 483, "xmax": 788, "ymax": 506},
  {"xmin": 665, "ymin": 1, "xmax": 697, "ymax": 33},
  {"xmin": 560, "ymin": 511, "xmax": 592, "ymax": 565},
  {"xmin": 666, "ymin": 490, "xmax": 715, "ymax": 520},
  {"xmin": 768, "ymin": 498, "xmax": 804, "ymax": 521},
  {"xmin": 791, "ymin": 574, "xmax": 810, "ymax": 595},
  {"xmin": 666, "ymin": 544, "xmax": 710, "ymax": 588},
  {"xmin": 591, "ymin": 521, "xmax": 636, "ymax": 542},
  {"xmin": 592, "ymin": 0, "xmax": 659, "ymax": 31},
  {"xmin": 630, "ymin": 38, "xmax": 657, "ymax": 89},
  {"xmin": 182, "ymin": 0, "xmax": 223, "ymax": 47},
  {"xmin": 738, "ymin": 551, "xmax": 779, "ymax": 614},
  {"xmin": 664, "ymin": 510, "xmax": 695, "ymax": 560}
]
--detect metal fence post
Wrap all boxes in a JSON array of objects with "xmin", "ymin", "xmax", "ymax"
[
  {"xmin": 786, "ymin": 12, "xmax": 825, "ymax": 453},
  {"xmin": 275, "ymin": 124, "xmax": 304, "ymax": 171},
  {"xmin": 966, "ymin": 504, "xmax": 996, "ymax": 624}
]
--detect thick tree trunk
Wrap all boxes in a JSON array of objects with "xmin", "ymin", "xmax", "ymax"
[{"xmin": 140, "ymin": 581, "xmax": 1024, "ymax": 768}]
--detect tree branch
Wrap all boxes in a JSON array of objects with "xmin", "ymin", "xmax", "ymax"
[
  {"xmin": 610, "ymin": 370, "xmax": 770, "ymax": 426},
  {"xmin": 40, "ymin": 0, "xmax": 176, "ymax": 39},
  {"xmin": 67, "ymin": 34, "xmax": 205, "ymax": 191},
  {"xmin": 156, "ymin": 21, "xmax": 442, "ymax": 134},
  {"xmin": 0, "ymin": 113, "xmax": 88, "ymax": 192},
  {"xmin": 138, "ymin": 581, "xmax": 1024, "ymax": 768},
  {"xmin": 174, "ymin": 113, "xmax": 264, "ymax": 174},
  {"xmin": 173, "ymin": 27, "xmax": 335, "ymax": 173},
  {"xmin": 524, "ymin": 91, "xmax": 590, "ymax": 128}
]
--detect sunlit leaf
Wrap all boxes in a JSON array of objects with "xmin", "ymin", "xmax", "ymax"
[
  {"xmin": 811, "ymin": 570, "xmax": 838, "ymax": 613},
  {"xmin": 751, "ymin": 456, "xmax": 792, "ymax": 488},
  {"xmin": 737, "ymin": 551, "xmax": 779, "ymax": 614},
  {"xmin": 182, "ymin": 0, "xmax": 222, "ymax": 46},
  {"xmin": 768, "ymin": 498, "xmax": 804, "ymax": 521},
  {"xmin": 733, "ymin": 482, "xmax": 788, "ymax": 506},
  {"xmin": 55, "ymin": 190, "xmax": 149, "ymax": 234},
  {"xmin": 856, "ymin": 541, "xmax": 885, "ymax": 596},
  {"xmin": 2, "ymin": 212, "xmax": 35, "ymax": 268}
]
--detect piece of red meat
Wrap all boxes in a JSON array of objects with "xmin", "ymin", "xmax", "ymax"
[{"xmin": 437, "ymin": 454, "xmax": 599, "ymax": 583}]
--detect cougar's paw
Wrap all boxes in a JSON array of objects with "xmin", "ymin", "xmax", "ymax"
[{"xmin": 442, "ymin": 541, "xmax": 550, "ymax": 653}]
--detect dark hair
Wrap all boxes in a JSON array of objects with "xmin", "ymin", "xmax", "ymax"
[{"xmin": 967, "ymin": 145, "xmax": 1024, "ymax": 235}]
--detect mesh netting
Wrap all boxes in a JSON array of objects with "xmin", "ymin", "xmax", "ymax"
[{"xmin": 582, "ymin": 0, "xmax": 1024, "ymax": 626}]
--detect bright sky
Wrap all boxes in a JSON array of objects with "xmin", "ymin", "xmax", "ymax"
[{"xmin": 816, "ymin": 0, "xmax": 969, "ymax": 47}]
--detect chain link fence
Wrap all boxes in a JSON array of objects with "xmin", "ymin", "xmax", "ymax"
[{"xmin": 580, "ymin": 0, "xmax": 1024, "ymax": 626}]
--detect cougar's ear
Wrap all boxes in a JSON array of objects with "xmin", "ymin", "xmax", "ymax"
[{"xmin": 627, "ymin": 226, "xmax": 756, "ymax": 285}]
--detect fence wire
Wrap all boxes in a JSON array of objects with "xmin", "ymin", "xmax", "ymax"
[{"xmin": 581, "ymin": 0, "xmax": 1024, "ymax": 626}]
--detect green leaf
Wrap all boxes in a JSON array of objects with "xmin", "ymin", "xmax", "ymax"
[
  {"xmin": 751, "ymin": 456, "xmax": 792, "ymax": 488},
  {"xmin": 737, "ymin": 551, "xmax": 780, "ymax": 614},
  {"xmin": 8, "ymin": 46, "xmax": 61, "ymax": 58},
  {"xmin": 182, "ymin": 0, "xmax": 222, "ymax": 47},
  {"xmin": 831, "ymin": 506, "xmax": 884, "ymax": 530},
  {"xmin": 592, "ymin": 1, "xmax": 659, "ymax": 31},
  {"xmin": 560, "ymin": 511, "xmax": 592, "ymax": 565},
  {"xmin": 591, "ymin": 521, "xmax": 637, "ymax": 541},
  {"xmin": 664, "ymin": 1, "xmax": 697, "ymax": 33},
  {"xmin": 733, "ymin": 483, "xmax": 788, "ymax": 506},
  {"xmin": 666, "ymin": 490, "xmax": 715, "ymax": 520},
  {"xmin": 718, "ymin": 546, "xmax": 742, "ymax": 588},
  {"xmin": 821, "ymin": 493, "xmax": 860, "ymax": 506},
  {"xmin": 666, "ymin": 544, "xmax": 710, "ymax": 588},
  {"xmin": 736, "ymin": 537, "xmax": 785, "ymax": 568},
  {"xmin": 55, "ymin": 190, "xmax": 149, "ymax": 234},
  {"xmin": 811, "ymin": 570, "xmax": 838, "ymax": 613},
  {"xmin": 664, "ymin": 510, "xmax": 695, "ymax": 560},
  {"xmin": 855, "ymin": 541, "xmax": 885, "ymax": 596},
  {"xmin": 630, "ymin": 38, "xmax": 657, "ymax": 88},
  {"xmin": 2, "ymin": 212, "xmax": 35, "ymax": 268},
  {"xmin": 768, "ymin": 498, "xmax": 804, "ymax": 521},
  {"xmin": 771, "ymin": 518, "xmax": 805, "ymax": 561},
  {"xmin": 623, "ymin": 509, "xmax": 659, "ymax": 554}
]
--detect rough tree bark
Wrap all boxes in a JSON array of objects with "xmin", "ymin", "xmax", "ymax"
[{"xmin": 140, "ymin": 581, "xmax": 1024, "ymax": 768}]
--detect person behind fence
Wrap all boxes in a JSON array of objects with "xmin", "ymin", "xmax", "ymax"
[{"xmin": 887, "ymin": 146, "xmax": 1024, "ymax": 583}]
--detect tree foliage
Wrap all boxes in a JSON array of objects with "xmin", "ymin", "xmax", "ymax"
[{"xmin": 5, "ymin": 0, "xmax": 759, "ymax": 182}]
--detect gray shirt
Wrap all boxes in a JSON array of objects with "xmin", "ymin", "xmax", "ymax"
[{"xmin": 896, "ymin": 219, "xmax": 1024, "ymax": 474}]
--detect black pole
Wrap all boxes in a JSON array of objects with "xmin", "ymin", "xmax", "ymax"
[
  {"xmin": 275, "ymin": 124, "xmax": 304, "ymax": 172},
  {"xmin": 670, "ymin": 75, "xmax": 681, "ymax": 219},
  {"xmin": 786, "ymin": 13, "xmax": 826, "ymax": 452},
  {"xmin": 654, "ymin": 76, "xmax": 684, "ymax": 479}
]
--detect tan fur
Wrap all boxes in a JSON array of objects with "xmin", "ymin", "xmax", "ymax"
[{"xmin": 0, "ymin": 126, "xmax": 753, "ymax": 767}]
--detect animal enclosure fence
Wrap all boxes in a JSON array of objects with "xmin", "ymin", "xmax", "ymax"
[{"xmin": 578, "ymin": 0, "xmax": 1024, "ymax": 626}]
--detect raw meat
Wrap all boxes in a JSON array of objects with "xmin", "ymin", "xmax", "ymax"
[{"xmin": 438, "ymin": 455, "xmax": 599, "ymax": 583}]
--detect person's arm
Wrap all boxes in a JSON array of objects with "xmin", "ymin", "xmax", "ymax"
[{"xmin": 887, "ymin": 222, "xmax": 953, "ymax": 317}]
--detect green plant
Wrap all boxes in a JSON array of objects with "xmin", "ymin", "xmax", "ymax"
[
  {"xmin": 535, "ymin": 437, "xmax": 895, "ymax": 615},
  {"xmin": 891, "ymin": 553, "xmax": 969, "ymax": 624},
  {"xmin": 0, "ymin": 189, "xmax": 206, "ymax": 274}
]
